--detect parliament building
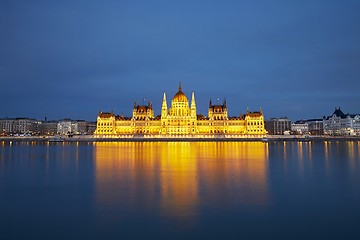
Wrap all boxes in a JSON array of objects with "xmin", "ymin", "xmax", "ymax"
[{"xmin": 94, "ymin": 85, "xmax": 266, "ymax": 138}]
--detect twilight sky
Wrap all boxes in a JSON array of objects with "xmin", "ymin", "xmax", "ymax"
[{"xmin": 1, "ymin": 0, "xmax": 360, "ymax": 121}]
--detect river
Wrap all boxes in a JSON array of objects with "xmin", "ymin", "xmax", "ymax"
[{"xmin": 1, "ymin": 141, "xmax": 359, "ymax": 239}]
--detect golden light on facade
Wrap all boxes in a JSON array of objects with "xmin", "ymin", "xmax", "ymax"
[{"xmin": 94, "ymin": 84, "xmax": 266, "ymax": 138}]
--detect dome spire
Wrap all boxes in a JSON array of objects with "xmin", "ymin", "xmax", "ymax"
[{"xmin": 172, "ymin": 83, "xmax": 188, "ymax": 103}]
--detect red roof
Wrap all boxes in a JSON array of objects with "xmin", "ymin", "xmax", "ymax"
[
  {"xmin": 246, "ymin": 112, "xmax": 262, "ymax": 117},
  {"xmin": 98, "ymin": 112, "xmax": 115, "ymax": 118}
]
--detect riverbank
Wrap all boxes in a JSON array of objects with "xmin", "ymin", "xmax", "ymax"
[{"xmin": 1, "ymin": 135, "xmax": 360, "ymax": 142}]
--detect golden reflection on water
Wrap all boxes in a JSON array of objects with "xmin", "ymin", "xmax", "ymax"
[
  {"xmin": 323, "ymin": 141, "xmax": 360, "ymax": 175},
  {"xmin": 0, "ymin": 141, "xmax": 5, "ymax": 168},
  {"xmin": 347, "ymin": 141, "xmax": 357, "ymax": 173},
  {"xmin": 93, "ymin": 141, "xmax": 269, "ymax": 221},
  {"xmin": 308, "ymin": 141, "xmax": 312, "ymax": 161},
  {"xmin": 348, "ymin": 141, "xmax": 354, "ymax": 161},
  {"xmin": 297, "ymin": 142, "xmax": 304, "ymax": 174},
  {"xmin": 324, "ymin": 141, "xmax": 329, "ymax": 161}
]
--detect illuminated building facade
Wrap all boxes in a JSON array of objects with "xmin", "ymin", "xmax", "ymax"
[
  {"xmin": 323, "ymin": 107, "xmax": 360, "ymax": 136},
  {"xmin": 95, "ymin": 84, "xmax": 266, "ymax": 137}
]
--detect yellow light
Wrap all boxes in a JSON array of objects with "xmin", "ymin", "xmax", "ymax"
[{"xmin": 94, "ymin": 86, "xmax": 266, "ymax": 138}]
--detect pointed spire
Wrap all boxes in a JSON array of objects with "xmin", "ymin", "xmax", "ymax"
[
  {"xmin": 209, "ymin": 98, "xmax": 212, "ymax": 108},
  {"xmin": 191, "ymin": 91, "xmax": 196, "ymax": 108},
  {"xmin": 178, "ymin": 81, "xmax": 182, "ymax": 91},
  {"xmin": 161, "ymin": 92, "xmax": 168, "ymax": 117},
  {"xmin": 191, "ymin": 91, "xmax": 196, "ymax": 117},
  {"xmin": 260, "ymin": 107, "xmax": 262, "ymax": 113},
  {"xmin": 162, "ymin": 92, "xmax": 167, "ymax": 109},
  {"xmin": 223, "ymin": 98, "xmax": 227, "ymax": 107}
]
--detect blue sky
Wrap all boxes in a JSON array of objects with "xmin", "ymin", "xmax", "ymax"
[{"xmin": 1, "ymin": 0, "xmax": 359, "ymax": 121}]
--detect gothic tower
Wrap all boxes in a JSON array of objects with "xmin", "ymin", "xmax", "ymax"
[
  {"xmin": 190, "ymin": 91, "xmax": 196, "ymax": 118},
  {"xmin": 161, "ymin": 92, "xmax": 167, "ymax": 118}
]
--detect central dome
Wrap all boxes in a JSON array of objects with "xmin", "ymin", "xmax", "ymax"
[{"xmin": 172, "ymin": 84, "xmax": 188, "ymax": 102}]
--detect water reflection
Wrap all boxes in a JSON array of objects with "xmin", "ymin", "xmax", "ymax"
[
  {"xmin": 1, "ymin": 141, "xmax": 360, "ymax": 238},
  {"xmin": 93, "ymin": 142, "xmax": 269, "ymax": 225},
  {"xmin": 268, "ymin": 141, "xmax": 360, "ymax": 179}
]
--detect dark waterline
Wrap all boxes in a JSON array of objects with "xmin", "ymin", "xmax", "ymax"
[{"xmin": 1, "ymin": 141, "xmax": 360, "ymax": 239}]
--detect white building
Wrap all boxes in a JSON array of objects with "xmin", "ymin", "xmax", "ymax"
[
  {"xmin": 0, "ymin": 119, "xmax": 14, "ymax": 133},
  {"xmin": 323, "ymin": 107, "xmax": 360, "ymax": 136},
  {"xmin": 56, "ymin": 120, "xmax": 94, "ymax": 135},
  {"xmin": 291, "ymin": 120, "xmax": 309, "ymax": 135},
  {"xmin": 0, "ymin": 118, "xmax": 39, "ymax": 135},
  {"xmin": 57, "ymin": 120, "xmax": 78, "ymax": 135},
  {"xmin": 291, "ymin": 119, "xmax": 323, "ymax": 135}
]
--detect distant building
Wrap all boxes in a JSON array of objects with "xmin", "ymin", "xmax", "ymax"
[
  {"xmin": 265, "ymin": 118, "xmax": 291, "ymax": 135},
  {"xmin": 57, "ymin": 120, "xmax": 78, "ymax": 135},
  {"xmin": 87, "ymin": 122, "xmax": 96, "ymax": 134},
  {"xmin": 0, "ymin": 118, "xmax": 39, "ymax": 135},
  {"xmin": 57, "ymin": 119, "xmax": 96, "ymax": 135},
  {"xmin": 39, "ymin": 121, "xmax": 59, "ymax": 135},
  {"xmin": 76, "ymin": 120, "xmax": 88, "ymax": 134},
  {"xmin": 291, "ymin": 119, "xmax": 323, "ymax": 135},
  {"xmin": 76, "ymin": 120, "xmax": 96, "ymax": 134},
  {"xmin": 95, "ymin": 84, "xmax": 266, "ymax": 137},
  {"xmin": 1, "ymin": 118, "xmax": 95, "ymax": 136},
  {"xmin": 323, "ymin": 107, "xmax": 360, "ymax": 136},
  {"xmin": 307, "ymin": 119, "xmax": 324, "ymax": 135},
  {"xmin": 291, "ymin": 120, "xmax": 309, "ymax": 135},
  {"xmin": 0, "ymin": 119, "xmax": 14, "ymax": 134},
  {"xmin": 14, "ymin": 118, "xmax": 39, "ymax": 134}
]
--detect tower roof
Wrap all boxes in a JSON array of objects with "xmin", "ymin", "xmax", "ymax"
[
  {"xmin": 172, "ymin": 84, "xmax": 188, "ymax": 102},
  {"xmin": 332, "ymin": 107, "xmax": 346, "ymax": 117}
]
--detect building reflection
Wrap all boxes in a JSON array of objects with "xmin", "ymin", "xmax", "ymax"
[
  {"xmin": 194, "ymin": 142, "xmax": 269, "ymax": 206},
  {"xmin": 93, "ymin": 141, "xmax": 269, "ymax": 224},
  {"xmin": 323, "ymin": 141, "xmax": 360, "ymax": 176}
]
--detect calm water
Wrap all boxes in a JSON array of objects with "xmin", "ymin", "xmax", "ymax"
[{"xmin": 1, "ymin": 141, "xmax": 360, "ymax": 240}]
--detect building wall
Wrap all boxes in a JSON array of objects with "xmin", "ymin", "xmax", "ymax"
[
  {"xmin": 57, "ymin": 121, "xmax": 73, "ymax": 135},
  {"xmin": 323, "ymin": 108, "xmax": 360, "ymax": 136},
  {"xmin": 353, "ymin": 115, "xmax": 360, "ymax": 135},
  {"xmin": 39, "ymin": 121, "xmax": 58, "ymax": 135},
  {"xmin": 95, "ymin": 114, "xmax": 116, "ymax": 135},
  {"xmin": 227, "ymin": 119, "xmax": 246, "ymax": 134},
  {"xmin": 0, "ymin": 119, "xmax": 14, "ymax": 133},
  {"xmin": 0, "ymin": 118, "xmax": 39, "ymax": 134},
  {"xmin": 307, "ymin": 120, "xmax": 323, "ymax": 135},
  {"xmin": 291, "ymin": 122, "xmax": 309, "ymax": 135},
  {"xmin": 95, "ymin": 87, "xmax": 266, "ymax": 137},
  {"xmin": 265, "ymin": 118, "xmax": 291, "ymax": 135},
  {"xmin": 246, "ymin": 114, "xmax": 266, "ymax": 135}
]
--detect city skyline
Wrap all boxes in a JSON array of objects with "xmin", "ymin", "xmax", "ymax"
[{"xmin": 1, "ymin": 1, "xmax": 360, "ymax": 121}]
